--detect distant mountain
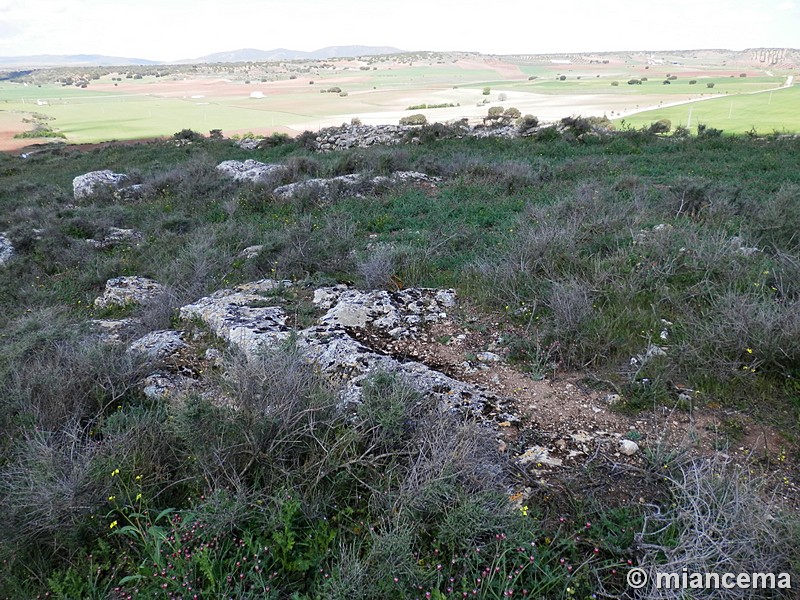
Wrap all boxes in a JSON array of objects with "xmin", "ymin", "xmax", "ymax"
[
  {"xmin": 187, "ymin": 45, "xmax": 404, "ymax": 63},
  {"xmin": 0, "ymin": 54, "xmax": 161, "ymax": 68}
]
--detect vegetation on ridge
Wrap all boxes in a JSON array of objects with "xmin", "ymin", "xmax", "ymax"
[{"xmin": 0, "ymin": 123, "xmax": 798, "ymax": 598}]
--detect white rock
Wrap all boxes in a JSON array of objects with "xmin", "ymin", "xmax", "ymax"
[
  {"xmin": 620, "ymin": 439, "xmax": 640, "ymax": 456},
  {"xmin": 0, "ymin": 232, "xmax": 14, "ymax": 266},
  {"xmin": 216, "ymin": 160, "xmax": 287, "ymax": 185},
  {"xmin": 73, "ymin": 170, "xmax": 128, "ymax": 200},
  {"xmin": 128, "ymin": 330, "xmax": 186, "ymax": 361},
  {"xmin": 476, "ymin": 351, "xmax": 502, "ymax": 363},
  {"xmin": 94, "ymin": 276, "xmax": 166, "ymax": 309}
]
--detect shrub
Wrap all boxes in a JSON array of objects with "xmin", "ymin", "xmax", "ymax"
[
  {"xmin": 707, "ymin": 82, "xmax": 715, "ymax": 88},
  {"xmin": 635, "ymin": 457, "xmax": 799, "ymax": 600},
  {"xmin": 689, "ymin": 79, "xmax": 697, "ymax": 85},
  {"xmin": 482, "ymin": 87, "xmax": 490, "ymax": 95},
  {"xmin": 399, "ymin": 113, "xmax": 427, "ymax": 126},
  {"xmin": 628, "ymin": 78, "xmax": 641, "ymax": 85},
  {"xmin": 611, "ymin": 80, "xmax": 619, "ymax": 86},
  {"xmin": 497, "ymin": 92, "xmax": 507, "ymax": 101},
  {"xmin": 648, "ymin": 118, "xmax": 672, "ymax": 134}
]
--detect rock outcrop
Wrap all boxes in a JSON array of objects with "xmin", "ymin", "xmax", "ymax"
[
  {"xmin": 93, "ymin": 276, "xmax": 166, "ymax": 309},
  {"xmin": 272, "ymin": 171, "xmax": 439, "ymax": 204},
  {"xmin": 179, "ymin": 279, "xmax": 513, "ymax": 421},
  {"xmin": 86, "ymin": 227, "xmax": 143, "ymax": 250},
  {"xmin": 216, "ymin": 159, "xmax": 288, "ymax": 185}
]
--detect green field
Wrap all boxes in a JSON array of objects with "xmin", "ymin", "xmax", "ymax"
[
  {"xmin": 0, "ymin": 53, "xmax": 797, "ymax": 146},
  {"xmin": 618, "ymin": 84, "xmax": 800, "ymax": 134}
]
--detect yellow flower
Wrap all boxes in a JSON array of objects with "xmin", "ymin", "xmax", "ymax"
[
  {"xmin": 746, "ymin": 348, "xmax": 753, "ymax": 354},
  {"xmin": 520, "ymin": 505, "xmax": 529, "ymax": 517},
  {"xmin": 135, "ymin": 475, "xmax": 142, "ymax": 481},
  {"xmin": 111, "ymin": 468, "xmax": 120, "ymax": 477},
  {"xmin": 109, "ymin": 520, "xmax": 118, "ymax": 529},
  {"xmin": 135, "ymin": 493, "xmax": 142, "ymax": 501},
  {"xmin": 108, "ymin": 495, "xmax": 115, "ymax": 502}
]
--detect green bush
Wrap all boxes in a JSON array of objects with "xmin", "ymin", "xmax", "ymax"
[{"xmin": 399, "ymin": 113, "xmax": 427, "ymax": 126}]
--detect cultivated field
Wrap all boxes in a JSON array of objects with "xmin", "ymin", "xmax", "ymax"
[{"xmin": 0, "ymin": 49, "xmax": 797, "ymax": 149}]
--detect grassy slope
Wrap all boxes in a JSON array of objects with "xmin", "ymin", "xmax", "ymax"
[{"xmin": 0, "ymin": 130, "xmax": 798, "ymax": 598}]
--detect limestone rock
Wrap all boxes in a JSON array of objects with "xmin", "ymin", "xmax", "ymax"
[
  {"xmin": 141, "ymin": 372, "xmax": 197, "ymax": 401},
  {"xmin": 272, "ymin": 171, "xmax": 440, "ymax": 205},
  {"xmin": 128, "ymin": 330, "xmax": 186, "ymax": 361},
  {"xmin": 216, "ymin": 160, "xmax": 287, "ymax": 185},
  {"xmin": 0, "ymin": 232, "xmax": 14, "ymax": 266},
  {"xmin": 619, "ymin": 439, "xmax": 640, "ymax": 456},
  {"xmin": 476, "ymin": 352, "xmax": 502, "ymax": 363},
  {"xmin": 179, "ymin": 279, "xmax": 294, "ymax": 357},
  {"xmin": 86, "ymin": 227, "xmax": 143, "ymax": 250},
  {"xmin": 73, "ymin": 170, "xmax": 128, "ymax": 200},
  {"xmin": 88, "ymin": 318, "xmax": 141, "ymax": 344},
  {"xmin": 180, "ymin": 281, "xmax": 508, "ymax": 419},
  {"xmin": 94, "ymin": 276, "xmax": 166, "ymax": 309},
  {"xmin": 235, "ymin": 138, "xmax": 263, "ymax": 151}
]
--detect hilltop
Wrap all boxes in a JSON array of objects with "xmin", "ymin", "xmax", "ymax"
[{"xmin": 0, "ymin": 123, "xmax": 798, "ymax": 597}]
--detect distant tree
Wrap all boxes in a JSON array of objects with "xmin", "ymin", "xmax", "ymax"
[
  {"xmin": 611, "ymin": 81, "xmax": 619, "ymax": 86},
  {"xmin": 487, "ymin": 106, "xmax": 505, "ymax": 119},
  {"xmin": 663, "ymin": 80, "xmax": 671, "ymax": 85},
  {"xmin": 482, "ymin": 87, "xmax": 491, "ymax": 95},
  {"xmin": 503, "ymin": 107, "xmax": 521, "ymax": 119},
  {"xmin": 559, "ymin": 75, "xmax": 566, "ymax": 81},
  {"xmin": 627, "ymin": 78, "xmax": 641, "ymax": 85},
  {"xmin": 739, "ymin": 73, "xmax": 747, "ymax": 77},
  {"xmin": 707, "ymin": 82, "xmax": 715, "ymax": 88},
  {"xmin": 689, "ymin": 80, "xmax": 697, "ymax": 85},
  {"xmin": 498, "ymin": 92, "xmax": 508, "ymax": 101}
]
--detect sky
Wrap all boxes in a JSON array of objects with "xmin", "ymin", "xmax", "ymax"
[{"xmin": 0, "ymin": 0, "xmax": 798, "ymax": 61}]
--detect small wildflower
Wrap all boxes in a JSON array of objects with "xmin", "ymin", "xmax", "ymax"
[
  {"xmin": 111, "ymin": 468, "xmax": 120, "ymax": 477},
  {"xmin": 110, "ymin": 520, "xmax": 118, "ymax": 529},
  {"xmin": 108, "ymin": 495, "xmax": 115, "ymax": 501}
]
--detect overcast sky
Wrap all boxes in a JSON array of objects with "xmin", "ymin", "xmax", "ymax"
[{"xmin": 0, "ymin": 0, "xmax": 798, "ymax": 61}]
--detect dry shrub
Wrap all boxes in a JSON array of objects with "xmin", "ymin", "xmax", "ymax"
[
  {"xmin": 635, "ymin": 457, "xmax": 798, "ymax": 600},
  {"xmin": 0, "ymin": 425, "xmax": 109, "ymax": 554},
  {"xmin": 356, "ymin": 244, "xmax": 398, "ymax": 290}
]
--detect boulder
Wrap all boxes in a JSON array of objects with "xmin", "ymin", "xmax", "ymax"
[
  {"xmin": 216, "ymin": 159, "xmax": 287, "ymax": 185},
  {"xmin": 94, "ymin": 276, "xmax": 166, "ymax": 309},
  {"xmin": 73, "ymin": 170, "xmax": 128, "ymax": 200}
]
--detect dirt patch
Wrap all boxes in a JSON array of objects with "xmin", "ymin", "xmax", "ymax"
[{"xmin": 346, "ymin": 294, "xmax": 799, "ymax": 509}]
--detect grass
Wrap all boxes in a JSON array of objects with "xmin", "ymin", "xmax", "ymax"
[
  {"xmin": 618, "ymin": 84, "xmax": 800, "ymax": 134},
  {"xmin": 0, "ymin": 125, "xmax": 798, "ymax": 597}
]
